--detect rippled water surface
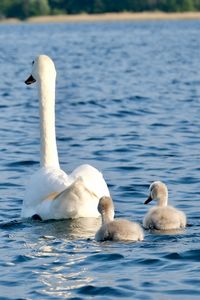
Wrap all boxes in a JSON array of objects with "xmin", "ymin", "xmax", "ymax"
[{"xmin": 0, "ymin": 20, "xmax": 200, "ymax": 299}]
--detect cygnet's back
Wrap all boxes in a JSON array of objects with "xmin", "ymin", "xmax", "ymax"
[
  {"xmin": 143, "ymin": 181, "xmax": 186, "ymax": 230},
  {"xmin": 95, "ymin": 196, "xmax": 144, "ymax": 242}
]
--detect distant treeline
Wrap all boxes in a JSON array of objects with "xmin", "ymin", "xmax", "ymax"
[{"xmin": 1, "ymin": 0, "xmax": 200, "ymax": 20}]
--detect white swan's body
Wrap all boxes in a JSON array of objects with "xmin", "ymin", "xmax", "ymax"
[
  {"xmin": 143, "ymin": 181, "xmax": 186, "ymax": 230},
  {"xmin": 95, "ymin": 196, "xmax": 144, "ymax": 242},
  {"xmin": 21, "ymin": 55, "xmax": 110, "ymax": 220}
]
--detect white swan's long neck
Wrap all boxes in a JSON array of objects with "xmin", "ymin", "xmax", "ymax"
[{"xmin": 38, "ymin": 79, "xmax": 60, "ymax": 168}]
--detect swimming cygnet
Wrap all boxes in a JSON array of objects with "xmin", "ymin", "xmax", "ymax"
[
  {"xmin": 95, "ymin": 196, "xmax": 144, "ymax": 242},
  {"xmin": 143, "ymin": 181, "xmax": 186, "ymax": 230}
]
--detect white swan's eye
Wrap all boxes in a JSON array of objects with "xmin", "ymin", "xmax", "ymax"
[{"xmin": 32, "ymin": 60, "xmax": 35, "ymax": 65}]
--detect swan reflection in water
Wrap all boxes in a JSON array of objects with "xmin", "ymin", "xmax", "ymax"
[
  {"xmin": 147, "ymin": 228, "xmax": 186, "ymax": 235},
  {"xmin": 26, "ymin": 217, "xmax": 102, "ymax": 297},
  {"xmin": 31, "ymin": 217, "xmax": 102, "ymax": 239},
  {"xmin": 0, "ymin": 217, "xmax": 101, "ymax": 297}
]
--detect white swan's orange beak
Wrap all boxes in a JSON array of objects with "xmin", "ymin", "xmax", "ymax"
[
  {"xmin": 25, "ymin": 75, "xmax": 36, "ymax": 85},
  {"xmin": 144, "ymin": 195, "xmax": 153, "ymax": 204}
]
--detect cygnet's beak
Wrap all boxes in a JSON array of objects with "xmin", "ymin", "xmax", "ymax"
[
  {"xmin": 25, "ymin": 74, "xmax": 36, "ymax": 85},
  {"xmin": 144, "ymin": 195, "xmax": 153, "ymax": 204}
]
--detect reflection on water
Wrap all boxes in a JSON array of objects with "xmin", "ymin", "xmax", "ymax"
[
  {"xmin": 147, "ymin": 228, "xmax": 186, "ymax": 235},
  {"xmin": 36, "ymin": 217, "xmax": 101, "ymax": 239},
  {"xmin": 19, "ymin": 218, "xmax": 102, "ymax": 298},
  {"xmin": 35, "ymin": 249, "xmax": 93, "ymax": 299}
]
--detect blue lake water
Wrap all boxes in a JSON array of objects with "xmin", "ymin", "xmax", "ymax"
[{"xmin": 0, "ymin": 20, "xmax": 200, "ymax": 299}]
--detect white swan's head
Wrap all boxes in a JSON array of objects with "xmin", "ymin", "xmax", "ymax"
[
  {"xmin": 25, "ymin": 55, "xmax": 56, "ymax": 85},
  {"xmin": 98, "ymin": 196, "xmax": 115, "ymax": 223},
  {"xmin": 145, "ymin": 181, "xmax": 168, "ymax": 206}
]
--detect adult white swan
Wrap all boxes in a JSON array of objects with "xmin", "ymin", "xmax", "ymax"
[
  {"xmin": 21, "ymin": 55, "xmax": 110, "ymax": 220},
  {"xmin": 143, "ymin": 181, "xmax": 186, "ymax": 230}
]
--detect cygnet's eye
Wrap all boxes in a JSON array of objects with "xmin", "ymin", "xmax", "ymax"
[{"xmin": 32, "ymin": 60, "xmax": 35, "ymax": 65}]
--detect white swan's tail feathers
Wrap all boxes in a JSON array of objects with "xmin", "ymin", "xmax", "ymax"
[{"xmin": 36, "ymin": 176, "xmax": 100, "ymax": 220}]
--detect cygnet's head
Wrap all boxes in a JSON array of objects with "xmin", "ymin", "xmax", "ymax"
[
  {"xmin": 144, "ymin": 181, "xmax": 168, "ymax": 206},
  {"xmin": 98, "ymin": 196, "xmax": 115, "ymax": 223},
  {"xmin": 25, "ymin": 55, "xmax": 56, "ymax": 85}
]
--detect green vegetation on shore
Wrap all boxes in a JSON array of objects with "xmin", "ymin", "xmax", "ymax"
[{"xmin": 1, "ymin": 0, "xmax": 200, "ymax": 20}]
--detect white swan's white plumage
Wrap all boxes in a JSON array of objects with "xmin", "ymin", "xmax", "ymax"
[
  {"xmin": 143, "ymin": 181, "xmax": 186, "ymax": 230},
  {"xmin": 95, "ymin": 196, "xmax": 144, "ymax": 242},
  {"xmin": 21, "ymin": 55, "xmax": 110, "ymax": 220}
]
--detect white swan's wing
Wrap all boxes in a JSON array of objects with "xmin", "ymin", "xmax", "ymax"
[
  {"xmin": 22, "ymin": 165, "xmax": 109, "ymax": 220},
  {"xmin": 21, "ymin": 166, "xmax": 69, "ymax": 218},
  {"xmin": 37, "ymin": 177, "xmax": 100, "ymax": 220},
  {"xmin": 69, "ymin": 164, "xmax": 110, "ymax": 199}
]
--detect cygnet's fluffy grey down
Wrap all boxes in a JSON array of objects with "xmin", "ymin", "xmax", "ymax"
[
  {"xmin": 143, "ymin": 181, "xmax": 186, "ymax": 230},
  {"xmin": 95, "ymin": 196, "xmax": 144, "ymax": 242}
]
